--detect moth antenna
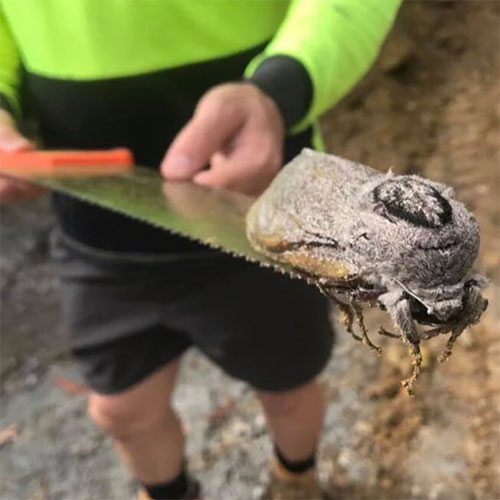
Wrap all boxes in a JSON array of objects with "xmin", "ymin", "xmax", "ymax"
[{"xmin": 393, "ymin": 279, "xmax": 434, "ymax": 312}]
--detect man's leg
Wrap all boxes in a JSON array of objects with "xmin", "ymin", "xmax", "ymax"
[
  {"xmin": 88, "ymin": 359, "xmax": 185, "ymax": 486},
  {"xmin": 255, "ymin": 379, "xmax": 331, "ymax": 499},
  {"xmin": 181, "ymin": 258, "xmax": 333, "ymax": 497},
  {"xmin": 256, "ymin": 379, "xmax": 325, "ymax": 463}
]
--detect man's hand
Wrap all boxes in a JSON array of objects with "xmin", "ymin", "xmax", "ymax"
[
  {"xmin": 0, "ymin": 109, "xmax": 45, "ymax": 204},
  {"xmin": 161, "ymin": 83, "xmax": 285, "ymax": 196}
]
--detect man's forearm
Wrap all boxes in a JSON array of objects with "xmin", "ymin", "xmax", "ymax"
[{"xmin": 245, "ymin": 0, "xmax": 403, "ymax": 132}]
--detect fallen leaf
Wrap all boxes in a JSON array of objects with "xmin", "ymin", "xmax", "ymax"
[
  {"xmin": 0, "ymin": 423, "xmax": 19, "ymax": 447},
  {"xmin": 52, "ymin": 375, "xmax": 89, "ymax": 395}
]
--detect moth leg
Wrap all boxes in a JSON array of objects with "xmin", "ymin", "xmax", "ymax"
[
  {"xmin": 321, "ymin": 288, "xmax": 362, "ymax": 343},
  {"xmin": 437, "ymin": 319, "xmax": 468, "ymax": 363},
  {"xmin": 396, "ymin": 302, "xmax": 422, "ymax": 397},
  {"xmin": 438, "ymin": 281, "xmax": 487, "ymax": 363},
  {"xmin": 351, "ymin": 300, "xmax": 382, "ymax": 355},
  {"xmin": 378, "ymin": 326, "xmax": 401, "ymax": 339},
  {"xmin": 380, "ymin": 292, "xmax": 422, "ymax": 397},
  {"xmin": 438, "ymin": 332, "xmax": 460, "ymax": 363}
]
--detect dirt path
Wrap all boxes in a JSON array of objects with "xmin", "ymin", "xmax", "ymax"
[{"xmin": 1, "ymin": 1, "xmax": 499, "ymax": 499}]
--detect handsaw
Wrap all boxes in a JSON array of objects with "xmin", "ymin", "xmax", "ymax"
[{"xmin": 0, "ymin": 148, "xmax": 297, "ymax": 277}]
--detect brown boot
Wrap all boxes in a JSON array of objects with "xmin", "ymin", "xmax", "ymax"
[{"xmin": 262, "ymin": 459, "xmax": 332, "ymax": 500}]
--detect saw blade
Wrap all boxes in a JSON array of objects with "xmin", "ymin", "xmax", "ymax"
[{"xmin": 0, "ymin": 164, "xmax": 304, "ymax": 279}]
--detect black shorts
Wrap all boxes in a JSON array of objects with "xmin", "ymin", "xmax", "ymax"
[{"xmin": 52, "ymin": 231, "xmax": 334, "ymax": 394}]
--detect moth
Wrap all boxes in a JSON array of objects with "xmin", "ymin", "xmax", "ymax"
[{"xmin": 246, "ymin": 149, "xmax": 488, "ymax": 395}]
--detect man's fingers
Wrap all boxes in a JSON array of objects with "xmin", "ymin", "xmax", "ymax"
[
  {"xmin": 194, "ymin": 162, "xmax": 266, "ymax": 195},
  {"xmin": 162, "ymin": 83, "xmax": 284, "ymax": 193},
  {"xmin": 193, "ymin": 141, "xmax": 280, "ymax": 195},
  {"xmin": 193, "ymin": 147, "xmax": 250, "ymax": 189},
  {"xmin": 192, "ymin": 166, "xmax": 226, "ymax": 189},
  {"xmin": 0, "ymin": 110, "xmax": 44, "ymax": 204},
  {"xmin": 161, "ymin": 91, "xmax": 245, "ymax": 180},
  {"xmin": 0, "ymin": 126, "xmax": 34, "ymax": 152}
]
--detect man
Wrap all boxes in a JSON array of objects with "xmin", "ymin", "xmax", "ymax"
[{"xmin": 0, "ymin": 1, "xmax": 401, "ymax": 498}]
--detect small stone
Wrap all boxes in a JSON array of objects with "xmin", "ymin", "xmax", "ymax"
[
  {"xmin": 353, "ymin": 420, "xmax": 372, "ymax": 436},
  {"xmin": 25, "ymin": 373, "xmax": 38, "ymax": 388},
  {"xmin": 252, "ymin": 486, "xmax": 264, "ymax": 498},
  {"xmin": 26, "ymin": 357, "xmax": 40, "ymax": 370},
  {"xmin": 69, "ymin": 434, "xmax": 101, "ymax": 457},
  {"xmin": 254, "ymin": 414, "xmax": 265, "ymax": 429},
  {"xmin": 337, "ymin": 447, "xmax": 356, "ymax": 468},
  {"xmin": 429, "ymin": 482, "xmax": 445, "ymax": 500},
  {"xmin": 411, "ymin": 485, "xmax": 422, "ymax": 497},
  {"xmin": 232, "ymin": 420, "xmax": 251, "ymax": 438}
]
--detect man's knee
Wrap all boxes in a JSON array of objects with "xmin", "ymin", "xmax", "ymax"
[
  {"xmin": 257, "ymin": 379, "xmax": 320, "ymax": 418},
  {"xmin": 88, "ymin": 392, "xmax": 174, "ymax": 440}
]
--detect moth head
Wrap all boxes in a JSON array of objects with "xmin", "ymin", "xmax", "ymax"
[{"xmin": 414, "ymin": 281, "xmax": 488, "ymax": 342}]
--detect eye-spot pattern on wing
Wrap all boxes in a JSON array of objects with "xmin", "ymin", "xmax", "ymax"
[{"xmin": 373, "ymin": 178, "xmax": 452, "ymax": 229}]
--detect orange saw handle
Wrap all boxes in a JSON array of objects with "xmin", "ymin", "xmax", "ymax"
[{"xmin": 0, "ymin": 148, "xmax": 134, "ymax": 175}]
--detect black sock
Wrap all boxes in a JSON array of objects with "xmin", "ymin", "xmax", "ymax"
[
  {"xmin": 144, "ymin": 468, "xmax": 188, "ymax": 500},
  {"xmin": 274, "ymin": 445, "xmax": 316, "ymax": 474}
]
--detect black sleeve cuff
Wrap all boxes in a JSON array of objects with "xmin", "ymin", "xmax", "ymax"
[
  {"xmin": 0, "ymin": 93, "xmax": 16, "ymax": 117},
  {"xmin": 248, "ymin": 55, "xmax": 313, "ymax": 130}
]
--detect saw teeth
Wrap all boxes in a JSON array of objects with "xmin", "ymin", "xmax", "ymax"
[{"xmin": 31, "ymin": 174, "xmax": 307, "ymax": 283}]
